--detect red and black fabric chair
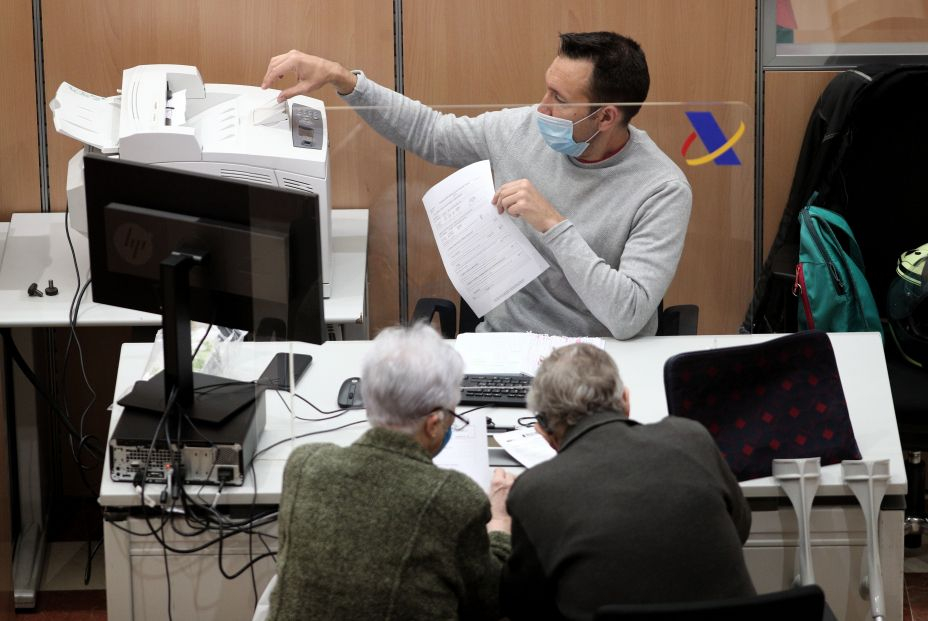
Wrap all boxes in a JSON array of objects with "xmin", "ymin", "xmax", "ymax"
[{"xmin": 663, "ymin": 330, "xmax": 861, "ymax": 482}]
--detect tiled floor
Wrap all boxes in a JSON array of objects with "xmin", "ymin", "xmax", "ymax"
[{"xmin": 16, "ymin": 541, "xmax": 106, "ymax": 621}]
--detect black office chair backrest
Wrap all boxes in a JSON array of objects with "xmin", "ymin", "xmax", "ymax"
[
  {"xmin": 594, "ymin": 585, "xmax": 825, "ymax": 621},
  {"xmin": 411, "ymin": 298, "xmax": 698, "ymax": 337}
]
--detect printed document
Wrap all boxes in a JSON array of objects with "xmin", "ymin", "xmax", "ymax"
[
  {"xmin": 494, "ymin": 428, "xmax": 556, "ymax": 468},
  {"xmin": 422, "ymin": 160, "xmax": 549, "ymax": 317},
  {"xmin": 434, "ymin": 413, "xmax": 491, "ymax": 491}
]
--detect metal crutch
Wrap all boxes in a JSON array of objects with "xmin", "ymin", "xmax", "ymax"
[
  {"xmin": 842, "ymin": 459, "xmax": 890, "ymax": 621},
  {"xmin": 773, "ymin": 457, "xmax": 822, "ymax": 586}
]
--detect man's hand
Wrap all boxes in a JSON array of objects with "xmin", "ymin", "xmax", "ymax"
[
  {"xmin": 492, "ymin": 179, "xmax": 566, "ymax": 233},
  {"xmin": 487, "ymin": 468, "xmax": 516, "ymax": 533},
  {"xmin": 261, "ymin": 50, "xmax": 358, "ymax": 102}
]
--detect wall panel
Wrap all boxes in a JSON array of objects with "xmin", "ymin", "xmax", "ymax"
[
  {"xmin": 403, "ymin": 0, "xmax": 756, "ymax": 334},
  {"xmin": 41, "ymin": 0, "xmax": 399, "ymax": 333},
  {"xmin": 762, "ymin": 71, "xmax": 839, "ymax": 257},
  {"xmin": 0, "ymin": 0, "xmax": 41, "ymax": 221}
]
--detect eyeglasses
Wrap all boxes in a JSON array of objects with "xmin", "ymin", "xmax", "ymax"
[
  {"xmin": 518, "ymin": 413, "xmax": 553, "ymax": 434},
  {"xmin": 440, "ymin": 408, "xmax": 470, "ymax": 431}
]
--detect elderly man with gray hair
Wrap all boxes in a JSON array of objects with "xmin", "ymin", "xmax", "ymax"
[
  {"xmin": 269, "ymin": 323, "xmax": 514, "ymax": 621},
  {"xmin": 501, "ymin": 343, "xmax": 754, "ymax": 621}
]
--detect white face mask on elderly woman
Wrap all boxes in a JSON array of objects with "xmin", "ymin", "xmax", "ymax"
[{"xmin": 535, "ymin": 107, "xmax": 601, "ymax": 157}]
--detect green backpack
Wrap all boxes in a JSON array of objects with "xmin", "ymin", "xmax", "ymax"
[{"xmin": 793, "ymin": 204, "xmax": 884, "ymax": 338}]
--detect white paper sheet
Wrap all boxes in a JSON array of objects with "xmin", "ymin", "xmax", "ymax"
[
  {"xmin": 494, "ymin": 428, "xmax": 556, "ymax": 468},
  {"xmin": 422, "ymin": 160, "xmax": 549, "ymax": 317},
  {"xmin": 165, "ymin": 89, "xmax": 187, "ymax": 126},
  {"xmin": 455, "ymin": 332, "xmax": 607, "ymax": 375},
  {"xmin": 252, "ymin": 96, "xmax": 288, "ymax": 126},
  {"xmin": 433, "ymin": 413, "xmax": 491, "ymax": 491}
]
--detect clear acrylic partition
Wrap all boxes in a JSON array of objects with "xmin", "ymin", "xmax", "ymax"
[
  {"xmin": 250, "ymin": 99, "xmax": 754, "ymax": 465},
  {"xmin": 323, "ymin": 100, "xmax": 754, "ymax": 338}
]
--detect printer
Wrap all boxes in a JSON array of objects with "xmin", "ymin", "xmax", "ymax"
[{"xmin": 49, "ymin": 64, "xmax": 334, "ymax": 297}]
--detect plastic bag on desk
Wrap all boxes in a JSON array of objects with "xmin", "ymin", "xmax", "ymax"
[{"xmin": 141, "ymin": 323, "xmax": 248, "ymax": 380}]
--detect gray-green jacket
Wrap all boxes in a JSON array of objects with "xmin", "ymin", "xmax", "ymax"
[{"xmin": 269, "ymin": 427, "xmax": 511, "ymax": 620}]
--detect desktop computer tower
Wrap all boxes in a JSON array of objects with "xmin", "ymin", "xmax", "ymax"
[{"xmin": 109, "ymin": 390, "xmax": 266, "ymax": 487}]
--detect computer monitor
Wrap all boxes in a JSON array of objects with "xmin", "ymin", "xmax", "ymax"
[{"xmin": 83, "ymin": 153, "xmax": 325, "ymax": 419}]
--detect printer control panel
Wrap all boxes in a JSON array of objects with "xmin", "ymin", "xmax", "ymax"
[{"xmin": 290, "ymin": 103, "xmax": 325, "ymax": 150}]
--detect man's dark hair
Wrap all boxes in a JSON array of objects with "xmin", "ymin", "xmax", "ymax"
[{"xmin": 558, "ymin": 31, "xmax": 650, "ymax": 124}]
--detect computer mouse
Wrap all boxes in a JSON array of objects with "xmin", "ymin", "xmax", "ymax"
[{"xmin": 337, "ymin": 377, "xmax": 363, "ymax": 409}]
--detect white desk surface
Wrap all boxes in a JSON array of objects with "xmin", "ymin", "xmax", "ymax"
[
  {"xmin": 98, "ymin": 332, "xmax": 905, "ymax": 506},
  {"xmin": 0, "ymin": 210, "xmax": 368, "ymax": 328}
]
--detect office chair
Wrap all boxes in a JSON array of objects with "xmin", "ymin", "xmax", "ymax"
[
  {"xmin": 663, "ymin": 330, "xmax": 862, "ymax": 482},
  {"xmin": 411, "ymin": 298, "xmax": 698, "ymax": 338},
  {"xmin": 593, "ymin": 584, "xmax": 825, "ymax": 621}
]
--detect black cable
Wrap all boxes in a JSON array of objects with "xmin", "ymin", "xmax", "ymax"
[
  {"xmin": 272, "ymin": 390, "xmax": 353, "ymax": 422},
  {"xmin": 138, "ymin": 386, "xmax": 177, "ymax": 495},
  {"xmin": 57, "ymin": 236, "xmax": 103, "ymax": 585},
  {"xmin": 252, "ymin": 419, "xmax": 368, "ymax": 462},
  {"xmin": 0, "ymin": 328, "xmax": 103, "ymax": 460},
  {"xmin": 107, "ymin": 512, "xmax": 171, "ymax": 537},
  {"xmin": 63, "ymin": 206, "xmax": 102, "ymax": 470},
  {"xmin": 248, "ymin": 457, "xmax": 261, "ymax": 606},
  {"xmin": 61, "ymin": 280, "xmax": 99, "ymax": 469},
  {"xmin": 192, "ymin": 323, "xmax": 213, "ymax": 359},
  {"xmin": 163, "ymin": 523, "xmax": 174, "ymax": 621},
  {"xmin": 124, "ymin": 378, "xmax": 367, "ymax": 590},
  {"xmin": 294, "ymin": 392, "xmax": 361, "ymax": 416},
  {"xmin": 83, "ymin": 538, "xmax": 103, "ymax": 586},
  {"xmin": 459, "ymin": 404, "xmax": 490, "ymax": 416}
]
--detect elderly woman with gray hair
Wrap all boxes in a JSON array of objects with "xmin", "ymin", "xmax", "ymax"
[
  {"xmin": 269, "ymin": 323, "xmax": 515, "ymax": 621},
  {"xmin": 502, "ymin": 343, "xmax": 755, "ymax": 621}
]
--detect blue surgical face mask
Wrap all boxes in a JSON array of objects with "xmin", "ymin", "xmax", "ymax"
[
  {"xmin": 536, "ymin": 107, "xmax": 601, "ymax": 157},
  {"xmin": 436, "ymin": 425, "xmax": 453, "ymax": 454}
]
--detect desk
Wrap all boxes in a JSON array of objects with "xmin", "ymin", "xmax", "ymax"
[
  {"xmin": 0, "ymin": 209, "xmax": 368, "ymax": 607},
  {"xmin": 100, "ymin": 333, "xmax": 904, "ymax": 621}
]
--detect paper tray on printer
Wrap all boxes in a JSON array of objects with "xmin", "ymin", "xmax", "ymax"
[{"xmin": 49, "ymin": 82, "xmax": 121, "ymax": 153}]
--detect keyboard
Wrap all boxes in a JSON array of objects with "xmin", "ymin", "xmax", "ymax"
[{"xmin": 460, "ymin": 373, "xmax": 533, "ymax": 407}]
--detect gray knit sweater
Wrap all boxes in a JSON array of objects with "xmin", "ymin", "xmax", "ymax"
[
  {"xmin": 268, "ymin": 428, "xmax": 511, "ymax": 621},
  {"xmin": 341, "ymin": 72, "xmax": 692, "ymax": 338}
]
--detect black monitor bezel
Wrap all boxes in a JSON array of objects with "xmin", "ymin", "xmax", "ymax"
[{"xmin": 83, "ymin": 153, "xmax": 326, "ymax": 344}]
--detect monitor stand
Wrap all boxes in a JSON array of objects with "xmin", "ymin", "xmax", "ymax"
[
  {"xmin": 132, "ymin": 250, "xmax": 261, "ymax": 425},
  {"xmin": 157, "ymin": 249, "xmax": 263, "ymax": 426}
]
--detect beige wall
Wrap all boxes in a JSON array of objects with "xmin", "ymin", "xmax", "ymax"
[
  {"xmin": 762, "ymin": 71, "xmax": 840, "ymax": 258},
  {"xmin": 0, "ymin": 0, "xmax": 41, "ymax": 221}
]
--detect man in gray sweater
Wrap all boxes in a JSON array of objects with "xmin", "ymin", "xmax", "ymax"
[{"xmin": 263, "ymin": 32, "xmax": 692, "ymax": 339}]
